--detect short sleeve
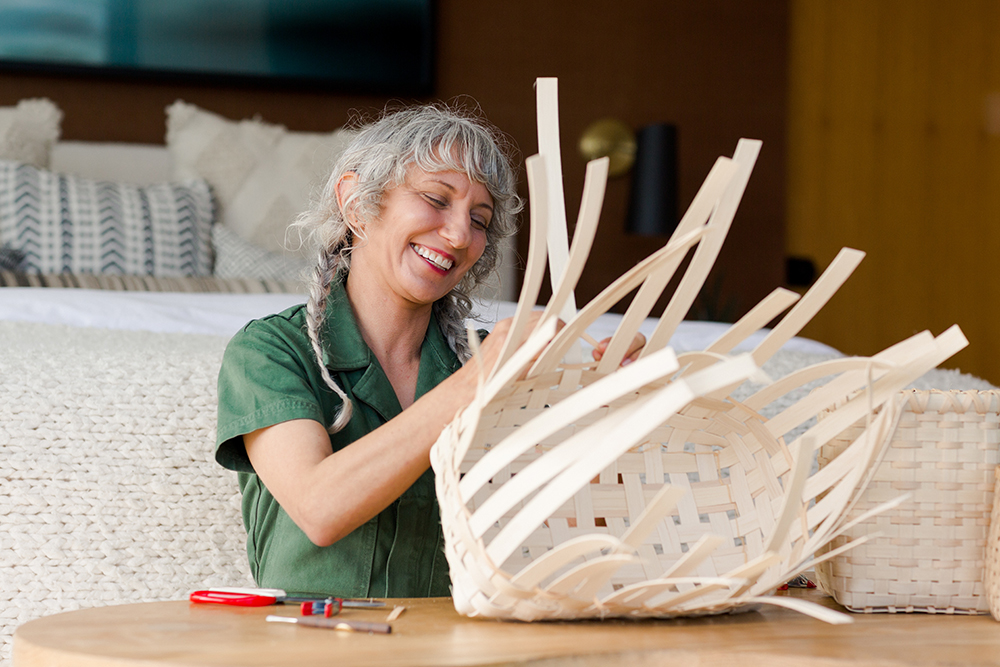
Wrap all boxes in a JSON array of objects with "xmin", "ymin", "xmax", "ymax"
[{"xmin": 215, "ymin": 316, "xmax": 329, "ymax": 473}]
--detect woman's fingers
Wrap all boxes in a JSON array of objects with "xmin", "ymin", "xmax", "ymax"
[
  {"xmin": 489, "ymin": 311, "xmax": 558, "ymax": 347},
  {"xmin": 623, "ymin": 332, "xmax": 647, "ymax": 365},
  {"xmin": 592, "ymin": 332, "xmax": 647, "ymax": 366},
  {"xmin": 478, "ymin": 311, "xmax": 545, "ymax": 372},
  {"xmin": 492, "ymin": 318, "xmax": 647, "ymax": 369},
  {"xmin": 476, "ymin": 311, "xmax": 565, "ymax": 380}
]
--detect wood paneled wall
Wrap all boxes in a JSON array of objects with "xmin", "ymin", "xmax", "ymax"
[
  {"xmin": 787, "ymin": 0, "xmax": 1000, "ymax": 383},
  {"xmin": 0, "ymin": 1, "xmax": 789, "ymax": 318}
]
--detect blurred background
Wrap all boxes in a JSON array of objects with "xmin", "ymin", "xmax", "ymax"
[{"xmin": 1, "ymin": 0, "xmax": 997, "ymax": 384}]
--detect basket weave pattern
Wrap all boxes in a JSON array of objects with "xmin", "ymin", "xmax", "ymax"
[
  {"xmin": 984, "ymin": 466, "xmax": 1000, "ymax": 619},
  {"xmin": 816, "ymin": 390, "xmax": 1000, "ymax": 614},
  {"xmin": 436, "ymin": 381, "xmax": 820, "ymax": 620}
]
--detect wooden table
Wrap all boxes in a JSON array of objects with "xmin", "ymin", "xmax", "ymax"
[{"xmin": 13, "ymin": 589, "xmax": 1000, "ymax": 667}]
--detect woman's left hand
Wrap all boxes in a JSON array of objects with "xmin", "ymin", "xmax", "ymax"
[{"xmin": 591, "ymin": 332, "xmax": 646, "ymax": 366}]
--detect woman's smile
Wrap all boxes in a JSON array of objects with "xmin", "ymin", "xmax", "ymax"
[{"xmin": 410, "ymin": 243, "xmax": 455, "ymax": 273}]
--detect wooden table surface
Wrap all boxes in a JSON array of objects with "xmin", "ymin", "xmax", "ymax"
[{"xmin": 13, "ymin": 589, "xmax": 1000, "ymax": 667}]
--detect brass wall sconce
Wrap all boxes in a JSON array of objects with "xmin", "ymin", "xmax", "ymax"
[{"xmin": 578, "ymin": 118, "xmax": 637, "ymax": 177}]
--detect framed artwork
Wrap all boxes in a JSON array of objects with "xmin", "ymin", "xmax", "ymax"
[{"xmin": 0, "ymin": 0, "xmax": 435, "ymax": 94}]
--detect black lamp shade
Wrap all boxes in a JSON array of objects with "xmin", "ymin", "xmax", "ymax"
[{"xmin": 625, "ymin": 124, "xmax": 678, "ymax": 236}]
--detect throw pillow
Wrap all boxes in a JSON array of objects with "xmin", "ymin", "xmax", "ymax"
[
  {"xmin": 212, "ymin": 223, "xmax": 312, "ymax": 282},
  {"xmin": 0, "ymin": 98, "xmax": 63, "ymax": 169},
  {"xmin": 0, "ymin": 161, "xmax": 214, "ymax": 277},
  {"xmin": 0, "ymin": 243, "xmax": 25, "ymax": 271},
  {"xmin": 165, "ymin": 101, "xmax": 352, "ymax": 260}
]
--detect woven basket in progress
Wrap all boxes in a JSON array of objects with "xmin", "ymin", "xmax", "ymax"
[{"xmin": 430, "ymin": 78, "xmax": 966, "ymax": 623}]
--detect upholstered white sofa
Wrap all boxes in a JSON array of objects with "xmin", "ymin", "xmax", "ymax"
[
  {"xmin": 1, "ymin": 321, "xmax": 254, "ymax": 666},
  {"xmin": 0, "ymin": 98, "xmax": 344, "ymax": 665},
  {"xmin": 1, "ymin": 118, "xmax": 280, "ymax": 664}
]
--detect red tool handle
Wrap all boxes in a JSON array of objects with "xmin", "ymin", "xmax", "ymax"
[{"xmin": 190, "ymin": 590, "xmax": 277, "ymax": 606}]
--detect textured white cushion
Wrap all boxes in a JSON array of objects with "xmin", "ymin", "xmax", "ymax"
[
  {"xmin": 0, "ymin": 321, "xmax": 253, "ymax": 665},
  {"xmin": 0, "ymin": 161, "xmax": 214, "ymax": 276},
  {"xmin": 0, "ymin": 98, "xmax": 62, "ymax": 169},
  {"xmin": 166, "ymin": 101, "xmax": 352, "ymax": 260}
]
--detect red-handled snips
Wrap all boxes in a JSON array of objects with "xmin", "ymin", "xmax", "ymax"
[
  {"xmin": 189, "ymin": 590, "xmax": 347, "ymax": 617},
  {"xmin": 190, "ymin": 588, "xmax": 385, "ymax": 615},
  {"xmin": 189, "ymin": 590, "xmax": 281, "ymax": 607}
]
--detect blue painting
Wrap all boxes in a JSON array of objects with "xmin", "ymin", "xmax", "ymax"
[{"xmin": 0, "ymin": 0, "xmax": 434, "ymax": 93}]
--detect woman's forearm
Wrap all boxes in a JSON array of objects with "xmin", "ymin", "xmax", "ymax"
[{"xmin": 243, "ymin": 338, "xmax": 488, "ymax": 547}]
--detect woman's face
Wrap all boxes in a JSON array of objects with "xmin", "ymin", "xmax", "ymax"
[{"xmin": 348, "ymin": 166, "xmax": 493, "ymax": 309}]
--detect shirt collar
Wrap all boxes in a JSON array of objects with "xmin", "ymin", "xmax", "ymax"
[
  {"xmin": 319, "ymin": 277, "xmax": 370, "ymax": 371},
  {"xmin": 318, "ymin": 276, "xmax": 461, "ymax": 379}
]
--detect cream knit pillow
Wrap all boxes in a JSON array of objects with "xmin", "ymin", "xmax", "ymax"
[
  {"xmin": 0, "ymin": 98, "xmax": 62, "ymax": 168},
  {"xmin": 165, "ymin": 101, "xmax": 352, "ymax": 261}
]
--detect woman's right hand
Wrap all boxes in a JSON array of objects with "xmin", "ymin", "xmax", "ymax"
[{"xmin": 469, "ymin": 310, "xmax": 559, "ymax": 381}]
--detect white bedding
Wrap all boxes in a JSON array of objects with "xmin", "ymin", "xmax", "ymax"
[{"xmin": 0, "ymin": 287, "xmax": 842, "ymax": 355}]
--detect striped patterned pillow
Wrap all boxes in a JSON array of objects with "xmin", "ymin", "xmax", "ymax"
[
  {"xmin": 212, "ymin": 223, "xmax": 311, "ymax": 282},
  {"xmin": 0, "ymin": 160, "xmax": 214, "ymax": 276},
  {"xmin": 0, "ymin": 243, "xmax": 24, "ymax": 271}
]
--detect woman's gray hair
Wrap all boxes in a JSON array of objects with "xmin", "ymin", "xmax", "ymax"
[{"xmin": 292, "ymin": 103, "xmax": 522, "ymax": 432}]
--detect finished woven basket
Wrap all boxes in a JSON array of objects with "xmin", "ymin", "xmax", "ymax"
[
  {"xmin": 816, "ymin": 389, "xmax": 1000, "ymax": 614},
  {"xmin": 430, "ymin": 78, "xmax": 967, "ymax": 623},
  {"xmin": 984, "ymin": 466, "xmax": 1000, "ymax": 619}
]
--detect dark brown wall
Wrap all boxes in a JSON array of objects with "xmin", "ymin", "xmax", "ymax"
[{"xmin": 0, "ymin": 0, "xmax": 788, "ymax": 318}]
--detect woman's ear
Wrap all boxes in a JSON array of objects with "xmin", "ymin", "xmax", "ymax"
[
  {"xmin": 334, "ymin": 171, "xmax": 358, "ymax": 216},
  {"xmin": 335, "ymin": 172, "xmax": 366, "ymax": 242}
]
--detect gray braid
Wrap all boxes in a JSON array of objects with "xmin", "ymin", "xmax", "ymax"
[
  {"xmin": 304, "ymin": 244, "xmax": 353, "ymax": 433},
  {"xmin": 433, "ymin": 290, "xmax": 475, "ymax": 364}
]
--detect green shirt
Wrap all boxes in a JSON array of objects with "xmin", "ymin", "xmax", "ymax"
[{"xmin": 215, "ymin": 279, "xmax": 458, "ymax": 597}]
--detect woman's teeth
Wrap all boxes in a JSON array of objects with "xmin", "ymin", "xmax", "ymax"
[{"xmin": 412, "ymin": 244, "xmax": 453, "ymax": 271}]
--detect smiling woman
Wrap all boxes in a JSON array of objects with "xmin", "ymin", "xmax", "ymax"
[
  {"xmin": 292, "ymin": 105, "xmax": 524, "ymax": 424},
  {"xmin": 344, "ymin": 168, "xmax": 492, "ymax": 314},
  {"xmin": 213, "ymin": 105, "xmax": 532, "ymax": 599}
]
